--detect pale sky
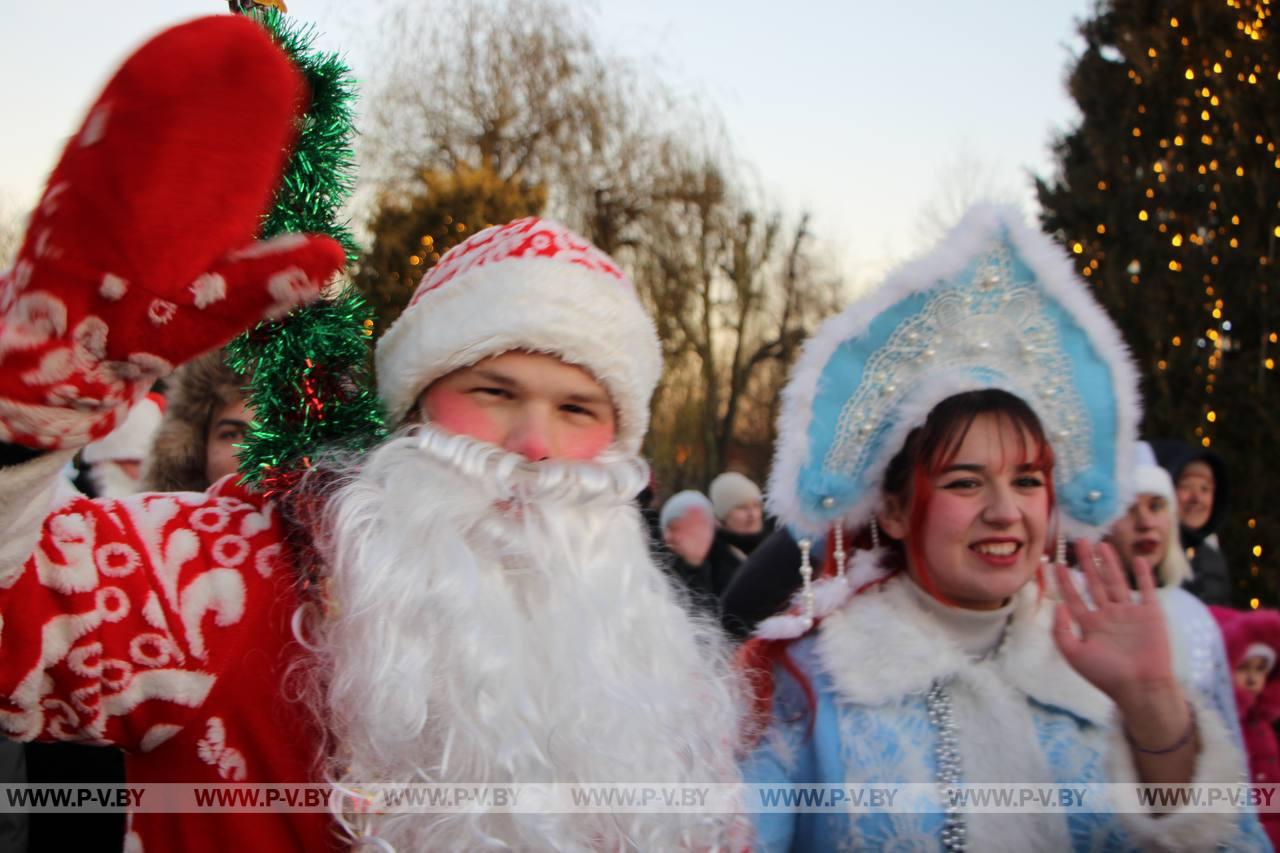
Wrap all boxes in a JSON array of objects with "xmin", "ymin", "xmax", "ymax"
[{"xmin": 0, "ymin": 0, "xmax": 1091, "ymax": 286}]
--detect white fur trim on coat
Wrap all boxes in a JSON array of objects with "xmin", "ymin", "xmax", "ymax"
[
  {"xmin": 0, "ymin": 450, "xmax": 75, "ymax": 585},
  {"xmin": 1105, "ymin": 694, "xmax": 1247, "ymax": 851},
  {"xmin": 375, "ymin": 258, "xmax": 661, "ymax": 454},
  {"xmin": 815, "ymin": 573, "xmax": 1113, "ymax": 724}
]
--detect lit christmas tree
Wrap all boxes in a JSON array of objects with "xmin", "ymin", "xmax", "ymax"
[
  {"xmin": 1038, "ymin": 0, "xmax": 1279, "ymax": 605},
  {"xmin": 356, "ymin": 164, "xmax": 546, "ymax": 336}
]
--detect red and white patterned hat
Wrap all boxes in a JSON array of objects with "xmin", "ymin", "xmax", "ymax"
[{"xmin": 375, "ymin": 217, "xmax": 661, "ymax": 453}]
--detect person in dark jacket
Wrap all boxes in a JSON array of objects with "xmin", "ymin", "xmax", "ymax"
[
  {"xmin": 658, "ymin": 490, "xmax": 745, "ymax": 618},
  {"xmin": 708, "ymin": 471, "xmax": 775, "ymax": 560},
  {"xmin": 1152, "ymin": 440, "xmax": 1233, "ymax": 606},
  {"xmin": 718, "ymin": 526, "xmax": 808, "ymax": 640}
]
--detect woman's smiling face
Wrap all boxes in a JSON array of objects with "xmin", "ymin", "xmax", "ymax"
[{"xmin": 881, "ymin": 412, "xmax": 1051, "ymax": 610}]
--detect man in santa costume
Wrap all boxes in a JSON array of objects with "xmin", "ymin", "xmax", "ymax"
[{"xmin": 0, "ymin": 16, "xmax": 740, "ymax": 853}]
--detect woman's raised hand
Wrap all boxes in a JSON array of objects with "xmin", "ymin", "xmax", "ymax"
[{"xmin": 1051, "ymin": 540, "xmax": 1176, "ymax": 709}]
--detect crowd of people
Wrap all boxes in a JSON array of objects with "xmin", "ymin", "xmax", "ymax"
[{"xmin": 0, "ymin": 14, "xmax": 1277, "ymax": 853}]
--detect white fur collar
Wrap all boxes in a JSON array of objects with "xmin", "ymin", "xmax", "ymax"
[{"xmin": 814, "ymin": 574, "xmax": 1113, "ymax": 725}]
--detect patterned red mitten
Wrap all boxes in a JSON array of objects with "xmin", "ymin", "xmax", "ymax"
[{"xmin": 0, "ymin": 15, "xmax": 346, "ymax": 451}]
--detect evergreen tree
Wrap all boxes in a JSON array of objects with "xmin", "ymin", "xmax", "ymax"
[
  {"xmin": 1038, "ymin": 0, "xmax": 1280, "ymax": 606},
  {"xmin": 224, "ymin": 7, "xmax": 385, "ymax": 497},
  {"xmin": 355, "ymin": 164, "xmax": 546, "ymax": 335}
]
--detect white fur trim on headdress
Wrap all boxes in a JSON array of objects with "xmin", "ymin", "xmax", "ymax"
[
  {"xmin": 752, "ymin": 547, "xmax": 891, "ymax": 640},
  {"xmin": 375, "ymin": 219, "xmax": 661, "ymax": 454}
]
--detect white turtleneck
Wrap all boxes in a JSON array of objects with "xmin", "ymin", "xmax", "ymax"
[
  {"xmin": 904, "ymin": 576, "xmax": 1016, "ymax": 660},
  {"xmin": 901, "ymin": 576, "xmax": 1069, "ymax": 849}
]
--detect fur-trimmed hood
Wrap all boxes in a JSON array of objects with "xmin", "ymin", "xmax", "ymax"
[
  {"xmin": 1211, "ymin": 605, "xmax": 1280, "ymax": 723},
  {"xmin": 141, "ymin": 348, "xmax": 247, "ymax": 493},
  {"xmin": 1151, "ymin": 439, "xmax": 1230, "ymax": 545}
]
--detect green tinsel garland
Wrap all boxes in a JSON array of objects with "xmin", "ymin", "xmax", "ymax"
[{"xmin": 225, "ymin": 8, "xmax": 385, "ymax": 494}]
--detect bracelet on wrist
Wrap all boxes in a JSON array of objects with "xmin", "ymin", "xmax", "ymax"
[{"xmin": 1124, "ymin": 701, "xmax": 1196, "ymax": 755}]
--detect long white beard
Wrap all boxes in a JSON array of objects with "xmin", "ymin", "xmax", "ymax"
[{"xmin": 307, "ymin": 426, "xmax": 743, "ymax": 851}]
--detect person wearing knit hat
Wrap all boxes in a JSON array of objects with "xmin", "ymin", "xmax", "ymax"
[
  {"xmin": 316, "ymin": 217, "xmax": 742, "ymax": 849},
  {"xmin": 1106, "ymin": 441, "xmax": 1243, "ymax": 755},
  {"xmin": 709, "ymin": 472, "xmax": 763, "ymax": 530},
  {"xmin": 1152, "ymin": 439, "xmax": 1234, "ymax": 606},
  {"xmin": 657, "ymin": 489, "xmax": 745, "ymax": 618},
  {"xmin": 709, "ymin": 470, "xmax": 774, "ymax": 562},
  {"xmin": 1107, "ymin": 442, "xmax": 1193, "ymax": 590},
  {"xmin": 660, "ymin": 488, "xmax": 716, "ymax": 532},
  {"xmin": 376, "ymin": 217, "xmax": 661, "ymax": 452},
  {"xmin": 0, "ymin": 24, "xmax": 740, "ymax": 852}
]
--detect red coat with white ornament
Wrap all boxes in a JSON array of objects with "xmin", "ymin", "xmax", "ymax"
[{"xmin": 0, "ymin": 14, "xmax": 345, "ymax": 852}]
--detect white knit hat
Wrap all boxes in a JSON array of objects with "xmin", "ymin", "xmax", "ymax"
[
  {"xmin": 1131, "ymin": 440, "xmax": 1191, "ymax": 587},
  {"xmin": 375, "ymin": 218, "xmax": 662, "ymax": 453},
  {"xmin": 1133, "ymin": 441, "xmax": 1176, "ymax": 505},
  {"xmin": 82, "ymin": 393, "xmax": 165, "ymax": 464},
  {"xmin": 709, "ymin": 472, "xmax": 762, "ymax": 521},
  {"xmin": 659, "ymin": 490, "xmax": 715, "ymax": 531}
]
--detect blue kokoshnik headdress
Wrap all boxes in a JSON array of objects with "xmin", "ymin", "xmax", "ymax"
[{"xmin": 768, "ymin": 204, "xmax": 1141, "ymax": 545}]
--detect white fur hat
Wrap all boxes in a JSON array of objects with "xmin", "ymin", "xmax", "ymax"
[
  {"xmin": 1131, "ymin": 441, "xmax": 1192, "ymax": 587},
  {"xmin": 1133, "ymin": 441, "xmax": 1176, "ymax": 504},
  {"xmin": 375, "ymin": 218, "xmax": 661, "ymax": 454},
  {"xmin": 82, "ymin": 393, "xmax": 165, "ymax": 464},
  {"xmin": 709, "ymin": 472, "xmax": 762, "ymax": 520}
]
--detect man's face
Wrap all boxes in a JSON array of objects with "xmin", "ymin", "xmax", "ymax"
[
  {"xmin": 205, "ymin": 398, "xmax": 252, "ymax": 486},
  {"xmin": 1176, "ymin": 460, "xmax": 1215, "ymax": 530},
  {"xmin": 419, "ymin": 351, "xmax": 617, "ymax": 461}
]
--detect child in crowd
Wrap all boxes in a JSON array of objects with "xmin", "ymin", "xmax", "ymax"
[{"xmin": 1212, "ymin": 605, "xmax": 1280, "ymax": 849}]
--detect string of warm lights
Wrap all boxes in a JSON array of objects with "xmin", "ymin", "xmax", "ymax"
[{"xmin": 1043, "ymin": 0, "xmax": 1276, "ymax": 607}]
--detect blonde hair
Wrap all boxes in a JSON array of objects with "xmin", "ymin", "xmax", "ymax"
[{"xmin": 1156, "ymin": 497, "xmax": 1194, "ymax": 588}]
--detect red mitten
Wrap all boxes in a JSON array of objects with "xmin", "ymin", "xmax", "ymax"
[{"xmin": 0, "ymin": 15, "xmax": 347, "ymax": 450}]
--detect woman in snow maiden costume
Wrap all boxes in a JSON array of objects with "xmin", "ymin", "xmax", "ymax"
[{"xmin": 739, "ymin": 205, "xmax": 1268, "ymax": 851}]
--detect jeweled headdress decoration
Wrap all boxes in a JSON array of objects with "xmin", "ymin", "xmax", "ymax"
[{"xmin": 768, "ymin": 204, "xmax": 1141, "ymax": 540}]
